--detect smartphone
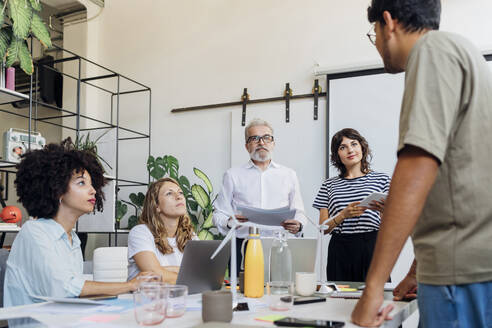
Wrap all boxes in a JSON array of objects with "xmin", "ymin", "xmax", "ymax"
[
  {"xmin": 293, "ymin": 296, "xmax": 326, "ymax": 305},
  {"xmin": 274, "ymin": 317, "xmax": 345, "ymax": 327}
]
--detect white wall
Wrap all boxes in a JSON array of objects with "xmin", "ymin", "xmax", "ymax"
[{"xmin": 64, "ymin": 0, "xmax": 492, "ymax": 291}]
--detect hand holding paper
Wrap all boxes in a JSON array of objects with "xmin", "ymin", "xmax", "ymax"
[{"xmin": 358, "ymin": 192, "xmax": 387, "ymax": 208}]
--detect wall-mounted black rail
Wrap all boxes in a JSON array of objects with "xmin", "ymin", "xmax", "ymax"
[
  {"xmin": 172, "ymin": 80, "xmax": 327, "ymax": 125},
  {"xmin": 172, "ymin": 91, "xmax": 327, "ymax": 113}
]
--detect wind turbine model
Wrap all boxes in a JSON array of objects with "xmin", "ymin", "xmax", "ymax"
[{"xmin": 302, "ymin": 213, "xmax": 337, "ymax": 294}]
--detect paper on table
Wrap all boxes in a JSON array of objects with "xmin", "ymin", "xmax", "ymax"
[
  {"xmin": 235, "ymin": 204, "xmax": 296, "ymax": 226},
  {"xmin": 31, "ymin": 295, "xmax": 105, "ymax": 305},
  {"xmin": 358, "ymin": 192, "xmax": 387, "ymax": 207},
  {"xmin": 80, "ymin": 315, "xmax": 120, "ymax": 323},
  {"xmin": 26, "ymin": 298, "xmax": 134, "ymax": 315},
  {"xmin": 25, "ymin": 303, "xmax": 103, "ymax": 315}
]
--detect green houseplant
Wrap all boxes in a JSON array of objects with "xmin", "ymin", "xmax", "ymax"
[
  {"xmin": 122, "ymin": 155, "xmax": 220, "ymax": 240},
  {"xmin": 1, "ymin": 0, "xmax": 52, "ymax": 75}
]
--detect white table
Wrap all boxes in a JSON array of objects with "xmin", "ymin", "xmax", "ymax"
[{"xmin": 0, "ymin": 292, "xmax": 417, "ymax": 328}]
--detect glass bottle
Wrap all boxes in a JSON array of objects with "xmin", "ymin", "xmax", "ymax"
[{"xmin": 269, "ymin": 230, "xmax": 292, "ymax": 282}]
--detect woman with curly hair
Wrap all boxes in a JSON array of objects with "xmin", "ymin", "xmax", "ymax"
[
  {"xmin": 127, "ymin": 177, "xmax": 197, "ymax": 283},
  {"xmin": 313, "ymin": 128, "xmax": 391, "ymax": 282},
  {"xmin": 4, "ymin": 140, "xmax": 145, "ymax": 307}
]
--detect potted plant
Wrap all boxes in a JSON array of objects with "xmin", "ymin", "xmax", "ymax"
[{"xmin": 1, "ymin": 0, "xmax": 52, "ymax": 75}]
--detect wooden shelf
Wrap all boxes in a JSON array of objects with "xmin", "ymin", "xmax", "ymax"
[{"xmin": 0, "ymin": 87, "xmax": 29, "ymax": 105}]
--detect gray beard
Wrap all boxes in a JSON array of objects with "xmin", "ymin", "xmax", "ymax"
[{"xmin": 250, "ymin": 148, "xmax": 272, "ymax": 162}]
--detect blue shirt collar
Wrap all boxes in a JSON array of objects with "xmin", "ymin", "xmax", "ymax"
[{"xmin": 38, "ymin": 218, "xmax": 81, "ymax": 247}]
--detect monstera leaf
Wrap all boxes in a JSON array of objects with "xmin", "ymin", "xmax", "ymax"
[
  {"xmin": 163, "ymin": 155, "xmax": 179, "ymax": 180},
  {"xmin": 129, "ymin": 192, "xmax": 145, "ymax": 208},
  {"xmin": 147, "ymin": 156, "xmax": 165, "ymax": 180}
]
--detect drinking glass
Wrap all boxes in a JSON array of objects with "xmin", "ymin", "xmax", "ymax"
[
  {"xmin": 163, "ymin": 285, "xmax": 188, "ymax": 318},
  {"xmin": 266, "ymin": 281, "xmax": 294, "ymax": 311},
  {"xmin": 136, "ymin": 274, "xmax": 161, "ymax": 290},
  {"xmin": 133, "ymin": 283, "xmax": 167, "ymax": 325}
]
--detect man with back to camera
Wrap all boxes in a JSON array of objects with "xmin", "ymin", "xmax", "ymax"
[
  {"xmin": 212, "ymin": 118, "xmax": 307, "ymax": 274},
  {"xmin": 351, "ymin": 0, "xmax": 492, "ymax": 326}
]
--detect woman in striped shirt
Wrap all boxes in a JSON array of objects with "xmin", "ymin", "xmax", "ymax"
[{"xmin": 313, "ymin": 128, "xmax": 390, "ymax": 282}]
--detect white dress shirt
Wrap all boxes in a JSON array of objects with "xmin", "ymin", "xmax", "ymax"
[{"xmin": 213, "ymin": 160, "xmax": 307, "ymax": 238}]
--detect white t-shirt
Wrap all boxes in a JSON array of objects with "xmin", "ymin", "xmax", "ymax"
[{"xmin": 127, "ymin": 224, "xmax": 196, "ymax": 280}]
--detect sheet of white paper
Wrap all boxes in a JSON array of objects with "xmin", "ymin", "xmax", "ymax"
[
  {"xmin": 235, "ymin": 204, "xmax": 296, "ymax": 226},
  {"xmin": 359, "ymin": 192, "xmax": 387, "ymax": 207},
  {"xmin": 24, "ymin": 303, "xmax": 103, "ymax": 315}
]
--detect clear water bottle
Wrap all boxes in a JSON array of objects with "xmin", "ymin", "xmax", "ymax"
[{"xmin": 269, "ymin": 230, "xmax": 292, "ymax": 282}]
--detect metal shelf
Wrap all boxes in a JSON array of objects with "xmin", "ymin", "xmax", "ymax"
[
  {"xmin": 0, "ymin": 87, "xmax": 29, "ymax": 105},
  {"xmin": 1, "ymin": 42, "xmax": 152, "ymax": 246}
]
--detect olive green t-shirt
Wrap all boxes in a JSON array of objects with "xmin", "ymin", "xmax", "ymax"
[{"xmin": 398, "ymin": 31, "xmax": 492, "ymax": 285}]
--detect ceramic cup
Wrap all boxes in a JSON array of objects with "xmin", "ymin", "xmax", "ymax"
[
  {"xmin": 202, "ymin": 290, "xmax": 233, "ymax": 323},
  {"xmin": 295, "ymin": 272, "xmax": 317, "ymax": 296}
]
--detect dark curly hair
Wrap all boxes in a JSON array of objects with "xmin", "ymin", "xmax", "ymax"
[
  {"xmin": 367, "ymin": 0, "xmax": 441, "ymax": 32},
  {"xmin": 331, "ymin": 128, "xmax": 372, "ymax": 178},
  {"xmin": 15, "ymin": 138, "xmax": 107, "ymax": 219}
]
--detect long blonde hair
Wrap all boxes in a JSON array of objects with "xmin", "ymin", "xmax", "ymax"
[{"xmin": 139, "ymin": 177, "xmax": 195, "ymax": 255}]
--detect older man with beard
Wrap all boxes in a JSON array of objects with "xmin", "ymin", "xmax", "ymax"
[{"xmin": 213, "ymin": 118, "xmax": 307, "ymax": 275}]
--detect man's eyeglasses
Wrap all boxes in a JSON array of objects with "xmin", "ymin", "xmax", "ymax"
[
  {"xmin": 247, "ymin": 134, "xmax": 274, "ymax": 144},
  {"xmin": 367, "ymin": 24, "xmax": 376, "ymax": 46}
]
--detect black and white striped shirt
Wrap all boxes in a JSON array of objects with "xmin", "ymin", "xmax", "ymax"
[{"xmin": 313, "ymin": 171, "xmax": 391, "ymax": 234}]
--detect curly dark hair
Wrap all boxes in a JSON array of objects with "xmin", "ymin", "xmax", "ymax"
[
  {"xmin": 367, "ymin": 0, "xmax": 441, "ymax": 32},
  {"xmin": 331, "ymin": 128, "xmax": 372, "ymax": 177},
  {"xmin": 15, "ymin": 138, "xmax": 107, "ymax": 218}
]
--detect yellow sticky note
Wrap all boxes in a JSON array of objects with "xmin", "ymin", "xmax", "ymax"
[{"xmin": 255, "ymin": 314, "xmax": 286, "ymax": 323}]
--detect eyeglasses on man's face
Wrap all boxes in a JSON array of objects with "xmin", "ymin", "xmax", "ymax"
[
  {"xmin": 367, "ymin": 24, "xmax": 376, "ymax": 46},
  {"xmin": 247, "ymin": 134, "xmax": 274, "ymax": 144}
]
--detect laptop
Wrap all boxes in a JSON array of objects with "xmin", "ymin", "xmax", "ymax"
[
  {"xmin": 176, "ymin": 240, "xmax": 231, "ymax": 294},
  {"xmin": 261, "ymin": 237, "xmax": 317, "ymax": 281}
]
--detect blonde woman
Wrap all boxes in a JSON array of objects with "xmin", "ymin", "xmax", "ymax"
[{"xmin": 127, "ymin": 178, "xmax": 197, "ymax": 283}]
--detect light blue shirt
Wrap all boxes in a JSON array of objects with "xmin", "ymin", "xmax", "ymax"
[{"xmin": 4, "ymin": 218, "xmax": 86, "ymax": 307}]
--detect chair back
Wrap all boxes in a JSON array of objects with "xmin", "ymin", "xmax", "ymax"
[{"xmin": 92, "ymin": 247, "xmax": 128, "ymax": 282}]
